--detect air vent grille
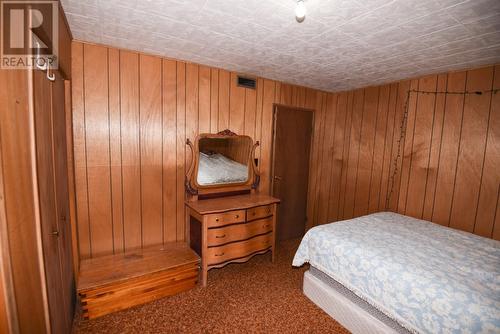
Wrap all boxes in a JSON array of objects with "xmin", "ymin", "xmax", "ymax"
[{"xmin": 237, "ymin": 76, "xmax": 256, "ymax": 89}]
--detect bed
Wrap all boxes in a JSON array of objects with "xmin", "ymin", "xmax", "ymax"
[
  {"xmin": 197, "ymin": 152, "xmax": 248, "ymax": 185},
  {"xmin": 293, "ymin": 212, "xmax": 500, "ymax": 334}
]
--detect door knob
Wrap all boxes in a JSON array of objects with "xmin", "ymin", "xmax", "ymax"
[
  {"xmin": 51, "ymin": 230, "xmax": 59, "ymax": 237},
  {"xmin": 274, "ymin": 175, "xmax": 282, "ymax": 181}
]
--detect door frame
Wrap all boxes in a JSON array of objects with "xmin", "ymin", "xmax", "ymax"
[{"xmin": 270, "ymin": 104, "xmax": 315, "ymax": 226}]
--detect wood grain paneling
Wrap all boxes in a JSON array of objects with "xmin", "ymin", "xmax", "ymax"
[
  {"xmin": 229, "ymin": 72, "xmax": 245, "ymax": 134},
  {"xmin": 72, "ymin": 40, "xmax": 499, "ymax": 261},
  {"xmin": 72, "ymin": 42, "xmax": 322, "ymax": 258},
  {"xmin": 422, "ymin": 74, "xmax": 448, "ymax": 221},
  {"xmin": 259, "ymin": 80, "xmax": 277, "ymax": 196},
  {"xmin": 176, "ymin": 61, "xmax": 186, "ymax": 242},
  {"xmin": 218, "ymin": 70, "xmax": 230, "ymax": 132},
  {"xmin": 353, "ymin": 86, "xmax": 378, "ymax": 217},
  {"xmin": 210, "ymin": 69, "xmax": 219, "ymax": 133},
  {"xmin": 72, "ymin": 42, "xmax": 91, "ymax": 258},
  {"xmin": 449, "ymin": 67, "xmax": 494, "ymax": 233},
  {"xmin": 140, "ymin": 55, "xmax": 163, "ymax": 246},
  {"xmin": 396, "ymin": 80, "xmax": 419, "ymax": 214},
  {"xmin": 108, "ymin": 48, "xmax": 124, "ymax": 253},
  {"xmin": 432, "ymin": 71, "xmax": 467, "ymax": 225},
  {"xmin": 404, "ymin": 76, "xmax": 437, "ymax": 217},
  {"xmin": 326, "ymin": 92, "xmax": 349, "ymax": 221},
  {"xmin": 334, "ymin": 92, "xmax": 354, "ymax": 226},
  {"xmin": 476, "ymin": 65, "xmax": 500, "ymax": 238},
  {"xmin": 57, "ymin": 3, "xmax": 72, "ymax": 79},
  {"xmin": 162, "ymin": 60, "xmax": 177, "ymax": 243},
  {"xmin": 367, "ymin": 85, "xmax": 390, "ymax": 214},
  {"xmin": 306, "ymin": 92, "xmax": 325, "ymax": 228},
  {"xmin": 343, "ymin": 89, "xmax": 365, "ymax": 219},
  {"xmin": 121, "ymin": 51, "xmax": 142, "ymax": 250},
  {"xmin": 83, "ymin": 44, "xmax": 113, "ymax": 256},
  {"xmin": 307, "ymin": 65, "xmax": 500, "ymax": 240},
  {"xmin": 378, "ymin": 84, "xmax": 398, "ymax": 212},
  {"xmin": 316, "ymin": 94, "xmax": 337, "ymax": 226},
  {"xmin": 199, "ymin": 66, "xmax": 211, "ymax": 134}
]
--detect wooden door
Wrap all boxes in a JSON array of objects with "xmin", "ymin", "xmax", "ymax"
[
  {"xmin": 272, "ymin": 105, "xmax": 313, "ymax": 240},
  {"xmin": 33, "ymin": 69, "xmax": 73, "ymax": 334},
  {"xmin": 51, "ymin": 73, "xmax": 75, "ymax": 332}
]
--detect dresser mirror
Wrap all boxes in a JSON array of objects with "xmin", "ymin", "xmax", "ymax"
[{"xmin": 186, "ymin": 130, "xmax": 260, "ymax": 198}]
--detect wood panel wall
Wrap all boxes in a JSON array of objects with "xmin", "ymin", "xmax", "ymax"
[
  {"xmin": 308, "ymin": 65, "xmax": 500, "ymax": 240},
  {"xmin": 72, "ymin": 41, "xmax": 499, "ymax": 260},
  {"xmin": 71, "ymin": 41, "xmax": 321, "ymax": 259}
]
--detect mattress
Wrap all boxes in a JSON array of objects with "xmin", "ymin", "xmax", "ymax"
[
  {"xmin": 293, "ymin": 212, "xmax": 500, "ymax": 334},
  {"xmin": 197, "ymin": 152, "xmax": 248, "ymax": 185}
]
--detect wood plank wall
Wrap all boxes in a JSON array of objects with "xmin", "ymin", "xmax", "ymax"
[
  {"xmin": 71, "ymin": 41, "xmax": 321, "ymax": 258},
  {"xmin": 308, "ymin": 64, "xmax": 500, "ymax": 240},
  {"xmin": 72, "ymin": 41, "xmax": 499, "ymax": 260}
]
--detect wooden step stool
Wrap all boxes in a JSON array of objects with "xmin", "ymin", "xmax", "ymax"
[{"xmin": 77, "ymin": 243, "xmax": 200, "ymax": 319}]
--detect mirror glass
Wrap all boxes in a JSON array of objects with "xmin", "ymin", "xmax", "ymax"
[{"xmin": 197, "ymin": 136, "xmax": 252, "ymax": 186}]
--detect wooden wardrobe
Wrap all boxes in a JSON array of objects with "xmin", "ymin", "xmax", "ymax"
[
  {"xmin": 0, "ymin": 64, "xmax": 75, "ymax": 334},
  {"xmin": 0, "ymin": 8, "xmax": 75, "ymax": 334}
]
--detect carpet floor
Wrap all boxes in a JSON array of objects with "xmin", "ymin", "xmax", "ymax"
[{"xmin": 73, "ymin": 239, "xmax": 349, "ymax": 333}]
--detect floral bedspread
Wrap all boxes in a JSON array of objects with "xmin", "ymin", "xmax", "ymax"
[{"xmin": 293, "ymin": 212, "xmax": 500, "ymax": 333}]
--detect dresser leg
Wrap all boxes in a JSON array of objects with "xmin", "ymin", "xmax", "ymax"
[
  {"xmin": 201, "ymin": 267, "xmax": 207, "ymax": 287},
  {"xmin": 272, "ymin": 203, "xmax": 277, "ymax": 264},
  {"xmin": 201, "ymin": 218, "xmax": 208, "ymax": 287}
]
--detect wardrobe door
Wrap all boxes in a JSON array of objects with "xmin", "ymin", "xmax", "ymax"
[
  {"xmin": 33, "ymin": 69, "xmax": 69, "ymax": 334},
  {"xmin": 51, "ymin": 72, "xmax": 75, "ymax": 332}
]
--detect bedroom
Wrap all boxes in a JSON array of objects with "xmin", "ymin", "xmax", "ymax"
[{"xmin": 0, "ymin": 0, "xmax": 499, "ymax": 333}]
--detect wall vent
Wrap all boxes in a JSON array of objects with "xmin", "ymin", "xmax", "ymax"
[{"xmin": 237, "ymin": 76, "xmax": 256, "ymax": 89}]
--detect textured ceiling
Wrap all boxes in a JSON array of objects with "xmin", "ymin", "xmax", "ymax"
[{"xmin": 61, "ymin": 0, "xmax": 500, "ymax": 91}]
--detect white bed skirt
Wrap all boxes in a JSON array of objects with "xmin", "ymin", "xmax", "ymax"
[{"xmin": 303, "ymin": 270, "xmax": 400, "ymax": 334}]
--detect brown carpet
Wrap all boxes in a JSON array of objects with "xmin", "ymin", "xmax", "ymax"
[{"xmin": 73, "ymin": 239, "xmax": 349, "ymax": 334}]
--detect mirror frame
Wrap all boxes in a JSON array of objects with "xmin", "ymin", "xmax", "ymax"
[{"xmin": 185, "ymin": 129, "xmax": 260, "ymax": 198}]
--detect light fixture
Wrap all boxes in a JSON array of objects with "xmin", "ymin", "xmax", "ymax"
[{"xmin": 295, "ymin": 0, "xmax": 306, "ymax": 23}]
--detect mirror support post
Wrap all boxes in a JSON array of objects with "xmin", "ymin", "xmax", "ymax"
[
  {"xmin": 251, "ymin": 141, "xmax": 261, "ymax": 191},
  {"xmin": 185, "ymin": 138, "xmax": 198, "ymax": 198}
]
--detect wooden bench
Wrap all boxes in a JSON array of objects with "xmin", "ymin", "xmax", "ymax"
[{"xmin": 77, "ymin": 243, "xmax": 200, "ymax": 319}]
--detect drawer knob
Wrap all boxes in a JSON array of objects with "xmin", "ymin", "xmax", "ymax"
[
  {"xmin": 215, "ymin": 252, "xmax": 225, "ymax": 257},
  {"xmin": 215, "ymin": 218, "xmax": 219, "ymax": 222},
  {"xmin": 235, "ymin": 214, "xmax": 239, "ymax": 218},
  {"xmin": 252, "ymin": 212, "xmax": 256, "ymax": 216},
  {"xmin": 263, "ymin": 224, "xmax": 270, "ymax": 228},
  {"xmin": 215, "ymin": 234, "xmax": 226, "ymax": 239}
]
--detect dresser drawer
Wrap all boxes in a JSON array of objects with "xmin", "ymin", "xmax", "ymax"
[
  {"xmin": 207, "ymin": 217, "xmax": 273, "ymax": 246},
  {"xmin": 206, "ymin": 233, "xmax": 272, "ymax": 265},
  {"xmin": 247, "ymin": 204, "xmax": 273, "ymax": 221},
  {"xmin": 206, "ymin": 210, "xmax": 246, "ymax": 228}
]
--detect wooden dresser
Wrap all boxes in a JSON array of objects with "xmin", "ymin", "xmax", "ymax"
[{"xmin": 186, "ymin": 194, "xmax": 280, "ymax": 286}]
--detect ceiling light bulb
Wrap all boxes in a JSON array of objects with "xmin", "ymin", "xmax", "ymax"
[{"xmin": 295, "ymin": 0, "xmax": 306, "ymax": 22}]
